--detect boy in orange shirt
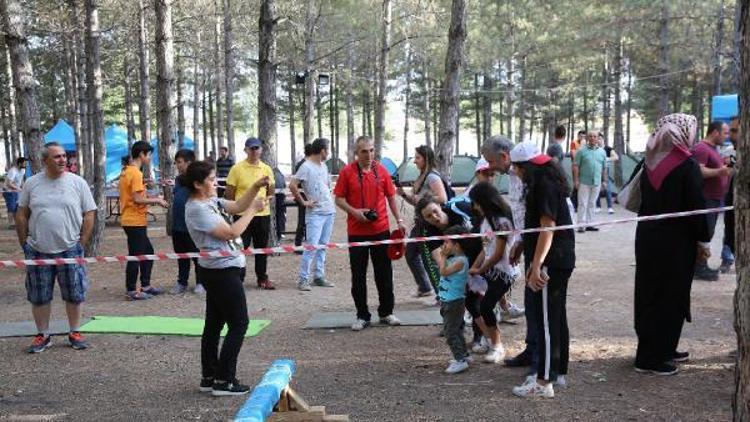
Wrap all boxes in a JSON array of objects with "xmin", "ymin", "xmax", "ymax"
[{"xmin": 120, "ymin": 141, "xmax": 169, "ymax": 300}]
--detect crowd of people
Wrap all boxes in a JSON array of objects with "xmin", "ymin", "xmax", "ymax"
[{"xmin": 5, "ymin": 110, "xmax": 738, "ymax": 399}]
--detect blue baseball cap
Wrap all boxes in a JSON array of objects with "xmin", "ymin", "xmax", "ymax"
[{"xmin": 245, "ymin": 137, "xmax": 262, "ymax": 148}]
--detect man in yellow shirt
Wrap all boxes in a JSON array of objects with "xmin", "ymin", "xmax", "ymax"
[
  {"xmin": 225, "ymin": 137, "xmax": 275, "ymax": 290},
  {"xmin": 120, "ymin": 141, "xmax": 169, "ymax": 300}
]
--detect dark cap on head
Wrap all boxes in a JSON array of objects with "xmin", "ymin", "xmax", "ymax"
[{"xmin": 245, "ymin": 137, "xmax": 262, "ymax": 148}]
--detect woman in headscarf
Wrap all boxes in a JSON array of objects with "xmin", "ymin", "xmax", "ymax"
[{"xmin": 634, "ymin": 113, "xmax": 710, "ymax": 376}]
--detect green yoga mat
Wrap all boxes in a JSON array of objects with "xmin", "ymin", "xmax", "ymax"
[{"xmin": 80, "ymin": 316, "xmax": 271, "ymax": 337}]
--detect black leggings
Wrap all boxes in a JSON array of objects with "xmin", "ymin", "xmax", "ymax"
[
  {"xmin": 479, "ymin": 272, "xmax": 512, "ymax": 327},
  {"xmin": 236, "ymin": 215, "xmax": 271, "ymax": 283},
  {"xmin": 172, "ymin": 231, "xmax": 200, "ymax": 286},
  {"xmin": 199, "ymin": 266, "xmax": 249, "ymax": 382},
  {"xmin": 123, "ymin": 226, "xmax": 154, "ymax": 291}
]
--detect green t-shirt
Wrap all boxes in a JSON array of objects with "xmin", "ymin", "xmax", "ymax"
[{"xmin": 574, "ymin": 146, "xmax": 607, "ymax": 186}]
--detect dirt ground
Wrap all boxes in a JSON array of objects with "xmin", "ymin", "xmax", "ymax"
[{"xmin": 0, "ymin": 204, "xmax": 738, "ymax": 421}]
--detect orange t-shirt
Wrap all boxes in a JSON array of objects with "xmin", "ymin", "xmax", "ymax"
[{"xmin": 119, "ymin": 165, "xmax": 148, "ymax": 227}]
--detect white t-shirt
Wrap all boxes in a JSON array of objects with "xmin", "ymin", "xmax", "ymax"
[
  {"xmin": 19, "ymin": 172, "xmax": 97, "ymax": 254},
  {"xmin": 5, "ymin": 166, "xmax": 24, "ymax": 191},
  {"xmin": 293, "ymin": 160, "xmax": 335, "ymax": 215},
  {"xmin": 185, "ymin": 197, "xmax": 246, "ymax": 269},
  {"xmin": 480, "ymin": 215, "xmax": 518, "ymax": 278}
]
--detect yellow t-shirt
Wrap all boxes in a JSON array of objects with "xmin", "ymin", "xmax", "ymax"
[
  {"xmin": 119, "ymin": 165, "xmax": 148, "ymax": 227},
  {"xmin": 225, "ymin": 160, "xmax": 275, "ymax": 216}
]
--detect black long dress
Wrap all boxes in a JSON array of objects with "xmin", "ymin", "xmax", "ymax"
[{"xmin": 634, "ymin": 157, "xmax": 710, "ymax": 368}]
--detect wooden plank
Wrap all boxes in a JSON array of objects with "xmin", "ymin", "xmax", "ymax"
[
  {"xmin": 322, "ymin": 415, "xmax": 350, "ymax": 422},
  {"xmin": 286, "ymin": 387, "xmax": 311, "ymax": 412}
]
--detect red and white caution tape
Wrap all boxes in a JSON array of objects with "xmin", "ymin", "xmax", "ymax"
[{"xmin": 0, "ymin": 206, "xmax": 733, "ymax": 269}]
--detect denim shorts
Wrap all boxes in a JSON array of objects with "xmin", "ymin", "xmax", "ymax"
[
  {"xmin": 3, "ymin": 191, "xmax": 19, "ymax": 214},
  {"xmin": 24, "ymin": 243, "xmax": 89, "ymax": 305}
]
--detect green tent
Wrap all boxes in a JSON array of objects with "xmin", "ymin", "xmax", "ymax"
[{"xmin": 396, "ymin": 155, "xmax": 478, "ymax": 187}]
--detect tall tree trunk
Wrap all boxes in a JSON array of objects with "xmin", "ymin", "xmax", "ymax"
[
  {"xmin": 192, "ymin": 41, "xmax": 201, "ymax": 158},
  {"xmin": 434, "ymin": 0, "xmax": 466, "ymax": 180},
  {"xmin": 517, "ymin": 57, "xmax": 526, "ymax": 143},
  {"xmin": 582, "ymin": 71, "xmax": 589, "ymax": 132},
  {"xmin": 613, "ymin": 37, "xmax": 624, "ymax": 186},
  {"xmin": 626, "ymin": 59, "xmax": 633, "ymax": 148},
  {"xmin": 329, "ymin": 72, "xmax": 335, "ymax": 154},
  {"xmin": 289, "ymin": 74, "xmax": 296, "ymax": 164},
  {"xmin": 258, "ymin": 0, "xmax": 277, "ymax": 166},
  {"xmin": 474, "ymin": 73, "xmax": 481, "ymax": 153},
  {"xmin": 176, "ymin": 49, "xmax": 185, "ymax": 149},
  {"xmin": 423, "ymin": 64, "xmax": 431, "ymax": 148},
  {"xmin": 714, "ymin": 0, "xmax": 726, "ymax": 97},
  {"xmin": 345, "ymin": 50, "xmax": 355, "ymax": 162},
  {"xmin": 403, "ymin": 43, "xmax": 412, "ymax": 162},
  {"xmin": 373, "ymin": 0, "xmax": 391, "ymax": 159},
  {"xmin": 201, "ymin": 79, "xmax": 208, "ymax": 156},
  {"xmin": 63, "ymin": 29, "xmax": 77, "ymax": 124},
  {"xmin": 223, "ymin": 0, "xmax": 235, "ymax": 157},
  {"xmin": 208, "ymin": 80, "xmax": 216, "ymax": 153},
  {"xmin": 69, "ymin": 0, "xmax": 87, "ymax": 178},
  {"xmin": 1, "ymin": 0, "xmax": 42, "ymax": 173},
  {"xmin": 303, "ymin": 0, "xmax": 316, "ymax": 145},
  {"xmin": 213, "ymin": 0, "xmax": 224, "ymax": 150},
  {"xmin": 334, "ymin": 80, "xmax": 340, "ymax": 166},
  {"xmin": 732, "ymin": 0, "xmax": 741, "ymax": 92},
  {"xmin": 155, "ymin": 0, "xmax": 176, "ymax": 232},
  {"xmin": 432, "ymin": 80, "xmax": 439, "ymax": 145},
  {"xmin": 505, "ymin": 57, "xmax": 515, "ymax": 142},
  {"xmin": 734, "ymin": 4, "xmax": 750, "ymax": 419},
  {"xmin": 1, "ymin": 101, "xmax": 8, "ymax": 166},
  {"xmin": 364, "ymin": 82, "xmax": 372, "ymax": 137},
  {"xmin": 124, "ymin": 55, "xmax": 135, "ymax": 148},
  {"xmin": 657, "ymin": 0, "xmax": 671, "ymax": 117},
  {"xmin": 601, "ymin": 52, "xmax": 611, "ymax": 143},
  {"xmin": 316, "ymin": 81, "xmax": 322, "ymax": 138},
  {"xmin": 3, "ymin": 47, "xmax": 19, "ymax": 161},
  {"xmin": 482, "ymin": 70, "xmax": 492, "ymax": 142},
  {"xmin": 138, "ymin": 0, "xmax": 151, "ymax": 144},
  {"xmin": 83, "ymin": 0, "xmax": 105, "ymax": 255}
]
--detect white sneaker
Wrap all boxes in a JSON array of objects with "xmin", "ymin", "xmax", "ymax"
[
  {"xmin": 445, "ymin": 359, "xmax": 469, "ymax": 374},
  {"xmin": 512, "ymin": 380, "xmax": 554, "ymax": 398},
  {"xmin": 608, "ymin": 207, "xmax": 615, "ymax": 214},
  {"xmin": 555, "ymin": 375, "xmax": 567, "ymax": 388},
  {"xmin": 594, "ymin": 208, "xmax": 602, "ymax": 214},
  {"xmin": 351, "ymin": 319, "xmax": 369, "ymax": 331},
  {"xmin": 472, "ymin": 337, "xmax": 489, "ymax": 354},
  {"xmin": 501, "ymin": 303, "xmax": 525, "ymax": 322},
  {"xmin": 484, "ymin": 345, "xmax": 506, "ymax": 363},
  {"xmin": 464, "ymin": 310, "xmax": 473, "ymax": 326},
  {"xmin": 463, "ymin": 354, "xmax": 474, "ymax": 364},
  {"xmin": 379, "ymin": 314, "xmax": 401, "ymax": 326},
  {"xmin": 193, "ymin": 284, "xmax": 206, "ymax": 295},
  {"xmin": 297, "ymin": 282, "xmax": 312, "ymax": 291}
]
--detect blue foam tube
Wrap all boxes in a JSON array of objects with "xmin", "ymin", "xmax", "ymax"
[{"xmin": 234, "ymin": 359, "xmax": 296, "ymax": 422}]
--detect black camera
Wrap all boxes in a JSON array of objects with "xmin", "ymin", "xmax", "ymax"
[
  {"xmin": 364, "ymin": 209, "xmax": 379, "ymax": 221},
  {"xmin": 392, "ymin": 173, "xmax": 401, "ymax": 188},
  {"xmin": 728, "ymin": 155, "xmax": 737, "ymax": 168}
]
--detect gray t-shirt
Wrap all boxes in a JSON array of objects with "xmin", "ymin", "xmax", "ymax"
[
  {"xmin": 546, "ymin": 142, "xmax": 564, "ymax": 163},
  {"xmin": 417, "ymin": 171, "xmax": 442, "ymax": 197},
  {"xmin": 185, "ymin": 197, "xmax": 246, "ymax": 269},
  {"xmin": 19, "ymin": 172, "xmax": 97, "ymax": 254},
  {"xmin": 293, "ymin": 160, "xmax": 335, "ymax": 215}
]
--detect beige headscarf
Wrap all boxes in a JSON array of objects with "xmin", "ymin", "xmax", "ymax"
[{"xmin": 644, "ymin": 113, "xmax": 697, "ymax": 190}]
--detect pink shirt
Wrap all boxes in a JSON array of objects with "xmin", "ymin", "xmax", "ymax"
[{"xmin": 692, "ymin": 141, "xmax": 727, "ymax": 200}]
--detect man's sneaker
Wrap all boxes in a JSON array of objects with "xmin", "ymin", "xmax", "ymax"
[
  {"xmin": 576, "ymin": 228, "xmax": 585, "ymax": 233},
  {"xmin": 484, "ymin": 345, "xmax": 506, "ymax": 363},
  {"xmin": 193, "ymin": 284, "xmax": 206, "ymax": 295},
  {"xmin": 170, "ymin": 283, "xmax": 188, "ymax": 295},
  {"xmin": 472, "ymin": 337, "xmax": 489, "ymax": 354},
  {"xmin": 554, "ymin": 375, "xmax": 567, "ymax": 388},
  {"xmin": 445, "ymin": 359, "xmax": 469, "ymax": 374},
  {"xmin": 463, "ymin": 354, "xmax": 474, "ymax": 364},
  {"xmin": 608, "ymin": 207, "xmax": 615, "ymax": 214},
  {"xmin": 141, "ymin": 286, "xmax": 163, "ymax": 296},
  {"xmin": 258, "ymin": 280, "xmax": 276, "ymax": 290},
  {"xmin": 501, "ymin": 303, "xmax": 525, "ymax": 322},
  {"xmin": 671, "ymin": 351, "xmax": 689, "ymax": 363},
  {"xmin": 298, "ymin": 281, "xmax": 312, "ymax": 291},
  {"xmin": 199, "ymin": 377, "xmax": 214, "ymax": 393},
  {"xmin": 595, "ymin": 208, "xmax": 602, "ymax": 214},
  {"xmin": 634, "ymin": 362, "xmax": 679, "ymax": 376},
  {"xmin": 585, "ymin": 226, "xmax": 600, "ymax": 232},
  {"xmin": 351, "ymin": 319, "xmax": 370, "ymax": 331},
  {"xmin": 313, "ymin": 278, "xmax": 335, "ymax": 287},
  {"xmin": 27, "ymin": 334, "xmax": 52, "ymax": 353},
  {"xmin": 512, "ymin": 380, "xmax": 554, "ymax": 398},
  {"xmin": 68, "ymin": 331, "xmax": 88, "ymax": 350},
  {"xmin": 127, "ymin": 290, "xmax": 153, "ymax": 300},
  {"xmin": 412, "ymin": 289, "xmax": 433, "ymax": 298},
  {"xmin": 694, "ymin": 266, "xmax": 720, "ymax": 282},
  {"xmin": 211, "ymin": 379, "xmax": 251, "ymax": 396},
  {"xmin": 719, "ymin": 260, "xmax": 734, "ymax": 274},
  {"xmin": 379, "ymin": 314, "xmax": 401, "ymax": 326}
]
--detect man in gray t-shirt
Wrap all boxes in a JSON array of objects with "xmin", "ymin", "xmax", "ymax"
[
  {"xmin": 16, "ymin": 142, "xmax": 97, "ymax": 353},
  {"xmin": 289, "ymin": 138, "xmax": 336, "ymax": 290}
]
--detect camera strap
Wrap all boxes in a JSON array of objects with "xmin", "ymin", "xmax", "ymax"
[{"xmin": 356, "ymin": 162, "xmax": 379, "ymax": 210}]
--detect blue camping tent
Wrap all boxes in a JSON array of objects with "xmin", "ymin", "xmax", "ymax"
[
  {"xmin": 711, "ymin": 94, "xmax": 738, "ymax": 123},
  {"xmin": 380, "ymin": 157, "xmax": 398, "ymax": 176},
  {"xmin": 44, "ymin": 120, "xmax": 76, "ymax": 151},
  {"xmin": 149, "ymin": 135, "xmax": 195, "ymax": 169},
  {"xmin": 104, "ymin": 125, "xmax": 131, "ymax": 183}
]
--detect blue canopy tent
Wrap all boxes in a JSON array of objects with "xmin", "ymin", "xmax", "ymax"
[
  {"xmin": 711, "ymin": 94, "xmax": 738, "ymax": 123},
  {"xmin": 380, "ymin": 157, "xmax": 398, "ymax": 176},
  {"xmin": 149, "ymin": 135, "xmax": 195, "ymax": 170},
  {"xmin": 104, "ymin": 125, "xmax": 132, "ymax": 183},
  {"xmin": 44, "ymin": 120, "xmax": 76, "ymax": 151}
]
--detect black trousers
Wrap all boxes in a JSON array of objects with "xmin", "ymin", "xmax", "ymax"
[
  {"xmin": 235, "ymin": 215, "xmax": 271, "ymax": 283},
  {"xmin": 295, "ymin": 194, "xmax": 307, "ymax": 246},
  {"xmin": 531, "ymin": 268, "xmax": 573, "ymax": 382},
  {"xmin": 172, "ymin": 230, "xmax": 200, "ymax": 286},
  {"xmin": 199, "ymin": 266, "xmax": 249, "ymax": 382},
  {"xmin": 348, "ymin": 231, "xmax": 394, "ymax": 321},
  {"xmin": 275, "ymin": 194, "xmax": 287, "ymax": 239},
  {"xmin": 123, "ymin": 226, "xmax": 154, "ymax": 291}
]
